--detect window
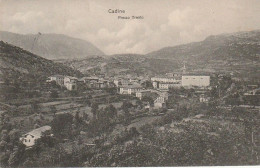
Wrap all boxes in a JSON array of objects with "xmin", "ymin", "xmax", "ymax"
[{"xmin": 24, "ymin": 139, "xmax": 27, "ymax": 142}]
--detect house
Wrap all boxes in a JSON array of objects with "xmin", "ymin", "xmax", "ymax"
[
  {"xmin": 20, "ymin": 126, "xmax": 51, "ymax": 147},
  {"xmin": 46, "ymin": 75, "xmax": 64, "ymax": 86},
  {"xmin": 181, "ymin": 75, "xmax": 210, "ymax": 87}
]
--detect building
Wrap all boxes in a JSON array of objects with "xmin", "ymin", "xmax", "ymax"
[
  {"xmin": 46, "ymin": 75, "xmax": 64, "ymax": 86},
  {"xmin": 181, "ymin": 75, "xmax": 210, "ymax": 87},
  {"xmin": 136, "ymin": 90, "xmax": 151, "ymax": 99},
  {"xmin": 158, "ymin": 82, "xmax": 181, "ymax": 90},
  {"xmin": 152, "ymin": 81, "xmax": 159, "ymax": 89},
  {"xmin": 151, "ymin": 76, "xmax": 181, "ymax": 83},
  {"xmin": 151, "ymin": 74, "xmax": 182, "ymax": 89},
  {"xmin": 119, "ymin": 83, "xmax": 142, "ymax": 95},
  {"xmin": 64, "ymin": 76, "xmax": 78, "ymax": 90},
  {"xmin": 20, "ymin": 126, "xmax": 51, "ymax": 147}
]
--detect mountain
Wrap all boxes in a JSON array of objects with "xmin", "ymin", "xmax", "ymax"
[
  {"xmin": 0, "ymin": 41, "xmax": 82, "ymax": 82},
  {"xmin": 146, "ymin": 30, "xmax": 260, "ymax": 78},
  {"xmin": 148, "ymin": 30, "xmax": 260, "ymax": 61},
  {"xmin": 0, "ymin": 31, "xmax": 104, "ymax": 60}
]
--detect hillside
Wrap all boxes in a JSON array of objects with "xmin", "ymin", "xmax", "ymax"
[
  {"xmin": 0, "ymin": 31, "xmax": 104, "ymax": 59},
  {"xmin": 56, "ymin": 54, "xmax": 182, "ymax": 77},
  {"xmin": 0, "ymin": 41, "xmax": 82, "ymax": 82}
]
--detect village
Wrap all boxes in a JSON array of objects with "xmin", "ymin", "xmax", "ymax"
[{"xmin": 7, "ymin": 63, "xmax": 256, "ymax": 150}]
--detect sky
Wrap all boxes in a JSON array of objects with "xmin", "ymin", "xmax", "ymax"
[{"xmin": 0, "ymin": 0, "xmax": 260, "ymax": 55}]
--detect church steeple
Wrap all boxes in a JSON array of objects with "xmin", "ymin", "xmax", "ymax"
[{"xmin": 182, "ymin": 62, "xmax": 186, "ymax": 74}]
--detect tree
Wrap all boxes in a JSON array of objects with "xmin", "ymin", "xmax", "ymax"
[
  {"xmin": 121, "ymin": 101, "xmax": 133, "ymax": 113},
  {"xmin": 142, "ymin": 96, "xmax": 154, "ymax": 107},
  {"xmin": 51, "ymin": 113, "xmax": 73, "ymax": 139},
  {"xmin": 74, "ymin": 109, "xmax": 83, "ymax": 126},
  {"xmin": 136, "ymin": 99, "xmax": 143, "ymax": 108}
]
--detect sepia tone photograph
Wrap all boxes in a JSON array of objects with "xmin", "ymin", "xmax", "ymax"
[{"xmin": 0, "ymin": 0, "xmax": 259, "ymax": 167}]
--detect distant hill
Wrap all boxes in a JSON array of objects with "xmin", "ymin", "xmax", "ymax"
[
  {"xmin": 58, "ymin": 30, "xmax": 260, "ymax": 80},
  {"xmin": 0, "ymin": 41, "xmax": 82, "ymax": 82},
  {"xmin": 0, "ymin": 31, "xmax": 105, "ymax": 59}
]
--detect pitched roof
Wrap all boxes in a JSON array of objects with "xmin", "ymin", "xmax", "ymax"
[{"xmin": 25, "ymin": 125, "xmax": 51, "ymax": 138}]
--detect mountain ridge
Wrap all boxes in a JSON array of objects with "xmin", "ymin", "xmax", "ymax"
[{"xmin": 0, "ymin": 31, "xmax": 105, "ymax": 60}]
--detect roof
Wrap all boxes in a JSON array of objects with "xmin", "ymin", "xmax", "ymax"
[
  {"xmin": 24, "ymin": 126, "xmax": 51, "ymax": 138},
  {"xmin": 182, "ymin": 74, "xmax": 210, "ymax": 77}
]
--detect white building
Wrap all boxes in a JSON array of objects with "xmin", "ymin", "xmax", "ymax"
[
  {"xmin": 182, "ymin": 75, "xmax": 210, "ymax": 87},
  {"xmin": 64, "ymin": 76, "xmax": 78, "ymax": 90},
  {"xmin": 151, "ymin": 74, "xmax": 181, "ymax": 89},
  {"xmin": 119, "ymin": 84, "xmax": 142, "ymax": 95},
  {"xmin": 20, "ymin": 126, "xmax": 51, "ymax": 147}
]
